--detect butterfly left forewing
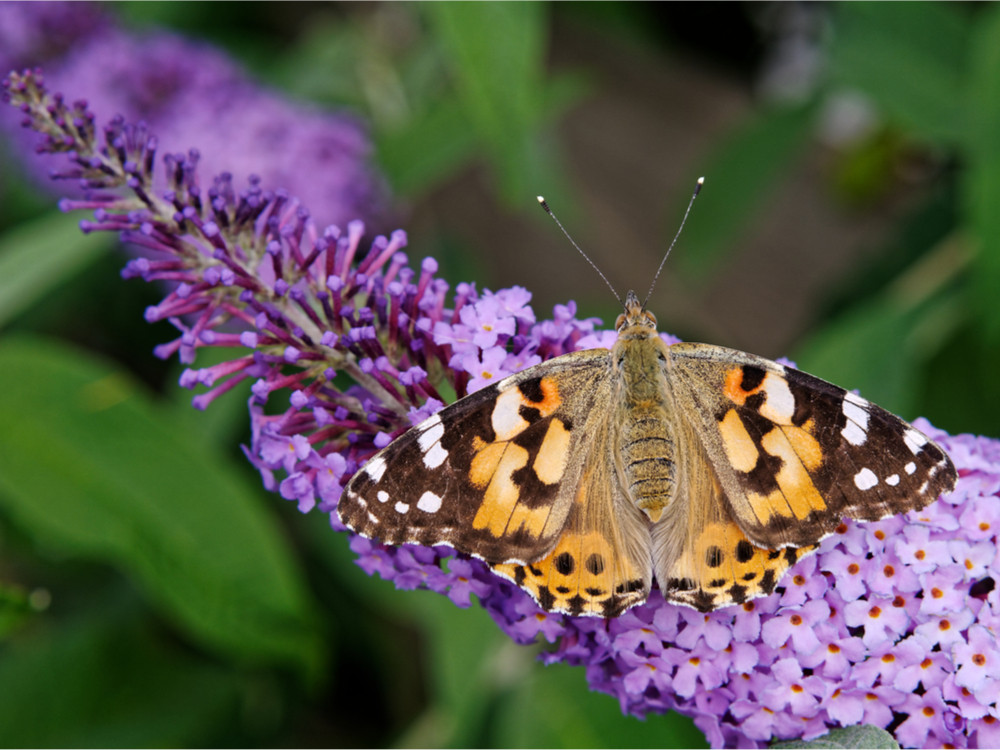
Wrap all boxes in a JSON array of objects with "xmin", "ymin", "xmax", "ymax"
[
  {"xmin": 665, "ymin": 343, "xmax": 957, "ymax": 550},
  {"xmin": 339, "ymin": 349, "xmax": 615, "ymax": 565}
]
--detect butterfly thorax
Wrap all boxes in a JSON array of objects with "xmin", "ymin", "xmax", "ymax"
[{"xmin": 613, "ymin": 291, "xmax": 677, "ymax": 524}]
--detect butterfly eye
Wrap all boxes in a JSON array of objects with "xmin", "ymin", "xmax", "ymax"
[{"xmin": 657, "ymin": 351, "xmax": 667, "ymax": 364}]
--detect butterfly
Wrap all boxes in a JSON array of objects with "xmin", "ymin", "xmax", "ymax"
[
  {"xmin": 338, "ymin": 186, "xmax": 957, "ymax": 617},
  {"xmin": 338, "ymin": 288, "xmax": 956, "ymax": 616}
]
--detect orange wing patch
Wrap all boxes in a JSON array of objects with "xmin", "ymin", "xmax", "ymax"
[
  {"xmin": 469, "ymin": 377, "xmax": 573, "ymax": 541},
  {"xmin": 664, "ymin": 518, "xmax": 818, "ymax": 612},
  {"xmin": 492, "ymin": 528, "xmax": 647, "ymax": 617}
]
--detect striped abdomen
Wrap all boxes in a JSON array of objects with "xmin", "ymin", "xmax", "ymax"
[{"xmin": 620, "ymin": 408, "xmax": 676, "ymax": 523}]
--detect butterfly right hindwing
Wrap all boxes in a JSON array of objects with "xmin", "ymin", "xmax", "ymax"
[{"xmin": 652, "ymin": 415, "xmax": 819, "ymax": 612}]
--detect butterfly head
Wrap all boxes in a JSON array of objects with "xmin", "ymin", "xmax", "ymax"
[{"xmin": 616, "ymin": 290, "xmax": 658, "ymax": 333}]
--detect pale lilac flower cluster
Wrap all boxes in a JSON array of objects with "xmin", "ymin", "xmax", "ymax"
[
  {"xmin": 6, "ymin": 69, "xmax": 998, "ymax": 749},
  {"xmin": 0, "ymin": 1, "xmax": 385, "ymax": 229}
]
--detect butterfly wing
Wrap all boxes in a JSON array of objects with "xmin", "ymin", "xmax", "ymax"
[
  {"xmin": 652, "ymin": 416, "xmax": 819, "ymax": 611},
  {"xmin": 665, "ymin": 343, "xmax": 957, "ymax": 550},
  {"xmin": 340, "ymin": 350, "xmax": 618, "ymax": 564},
  {"xmin": 491, "ymin": 416, "xmax": 653, "ymax": 617}
]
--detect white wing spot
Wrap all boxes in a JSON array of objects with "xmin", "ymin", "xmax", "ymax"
[
  {"xmin": 760, "ymin": 373, "xmax": 795, "ymax": 423},
  {"xmin": 842, "ymin": 421, "xmax": 866, "ymax": 447},
  {"xmin": 841, "ymin": 394, "xmax": 870, "ymax": 446},
  {"xmin": 423, "ymin": 443, "xmax": 448, "ymax": 469},
  {"xmin": 492, "ymin": 388, "xmax": 528, "ymax": 440},
  {"xmin": 417, "ymin": 491, "xmax": 443, "ymax": 514},
  {"xmin": 366, "ymin": 455, "xmax": 387, "ymax": 483},
  {"xmin": 394, "ymin": 501, "xmax": 409, "ymax": 514},
  {"xmin": 416, "ymin": 415, "xmax": 449, "ymax": 468},
  {"xmin": 904, "ymin": 428, "xmax": 928, "ymax": 455},
  {"xmin": 886, "ymin": 474, "xmax": 900, "ymax": 486},
  {"xmin": 905, "ymin": 461, "xmax": 917, "ymax": 475},
  {"xmin": 417, "ymin": 414, "xmax": 443, "ymax": 446},
  {"xmin": 367, "ymin": 511, "xmax": 379, "ymax": 525},
  {"xmin": 854, "ymin": 467, "xmax": 878, "ymax": 490},
  {"xmin": 377, "ymin": 490, "xmax": 389, "ymax": 503}
]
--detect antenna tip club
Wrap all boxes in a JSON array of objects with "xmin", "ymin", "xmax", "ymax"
[{"xmin": 536, "ymin": 196, "xmax": 551, "ymax": 213}]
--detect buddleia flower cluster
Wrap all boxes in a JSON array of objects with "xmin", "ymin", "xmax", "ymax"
[
  {"xmin": 4, "ymin": 68, "xmax": 999, "ymax": 749},
  {"xmin": 0, "ymin": 1, "xmax": 384, "ymax": 229}
]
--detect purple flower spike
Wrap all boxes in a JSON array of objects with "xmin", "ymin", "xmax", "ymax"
[{"xmin": 6, "ymin": 68, "xmax": 1000, "ymax": 749}]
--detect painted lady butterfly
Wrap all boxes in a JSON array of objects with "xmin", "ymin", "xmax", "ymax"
[{"xmin": 338, "ymin": 192, "xmax": 957, "ymax": 617}]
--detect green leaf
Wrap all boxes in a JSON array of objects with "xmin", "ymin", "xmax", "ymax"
[
  {"xmin": 794, "ymin": 296, "xmax": 919, "ymax": 417},
  {"xmin": 0, "ymin": 336, "xmax": 323, "ymax": 674},
  {"xmin": 394, "ymin": 593, "xmax": 513, "ymax": 748},
  {"xmin": 963, "ymin": 4, "xmax": 1000, "ymax": 340},
  {"xmin": 830, "ymin": 3, "xmax": 969, "ymax": 144},
  {"xmin": 376, "ymin": 96, "xmax": 479, "ymax": 196},
  {"xmin": 772, "ymin": 724, "xmax": 899, "ymax": 749},
  {"xmin": 0, "ymin": 609, "xmax": 242, "ymax": 747},
  {"xmin": 0, "ymin": 210, "xmax": 114, "ymax": 327},
  {"xmin": 425, "ymin": 2, "xmax": 555, "ymax": 204},
  {"xmin": 493, "ymin": 660, "xmax": 708, "ymax": 748},
  {"xmin": 0, "ymin": 583, "xmax": 34, "ymax": 639},
  {"xmin": 677, "ymin": 101, "xmax": 816, "ymax": 279},
  {"xmin": 794, "ymin": 230, "xmax": 966, "ymax": 418}
]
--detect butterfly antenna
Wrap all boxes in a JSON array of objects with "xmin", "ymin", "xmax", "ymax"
[
  {"xmin": 643, "ymin": 176, "xmax": 704, "ymax": 309},
  {"xmin": 537, "ymin": 196, "xmax": 623, "ymax": 308}
]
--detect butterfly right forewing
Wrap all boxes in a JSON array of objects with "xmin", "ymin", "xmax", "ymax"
[{"xmin": 665, "ymin": 343, "xmax": 957, "ymax": 550}]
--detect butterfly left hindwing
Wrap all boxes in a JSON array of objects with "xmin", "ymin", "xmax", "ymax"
[{"xmin": 490, "ymin": 415, "xmax": 653, "ymax": 617}]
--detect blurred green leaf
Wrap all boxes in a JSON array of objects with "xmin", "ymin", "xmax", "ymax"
[
  {"xmin": 0, "ymin": 336, "xmax": 323, "ymax": 674},
  {"xmin": 795, "ymin": 225, "xmax": 967, "ymax": 418},
  {"xmin": 493, "ymin": 659, "xmax": 707, "ymax": 748},
  {"xmin": 964, "ymin": 4, "xmax": 1000, "ymax": 340},
  {"xmin": 377, "ymin": 96, "xmax": 479, "ymax": 196},
  {"xmin": 304, "ymin": 509, "xmax": 516, "ymax": 748},
  {"xmin": 425, "ymin": 3, "xmax": 558, "ymax": 204},
  {"xmin": 678, "ymin": 102, "xmax": 816, "ymax": 279},
  {"xmin": 794, "ymin": 296, "xmax": 921, "ymax": 415},
  {"xmin": 0, "ymin": 609, "xmax": 241, "ymax": 747},
  {"xmin": 0, "ymin": 211, "xmax": 114, "ymax": 328},
  {"xmin": 395, "ymin": 593, "xmax": 513, "ymax": 748},
  {"xmin": 772, "ymin": 724, "xmax": 899, "ymax": 749},
  {"xmin": 830, "ymin": 3, "xmax": 969, "ymax": 144},
  {"xmin": 0, "ymin": 583, "xmax": 34, "ymax": 639}
]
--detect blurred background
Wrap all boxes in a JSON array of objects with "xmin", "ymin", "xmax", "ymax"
[{"xmin": 0, "ymin": 2, "xmax": 992, "ymax": 747}]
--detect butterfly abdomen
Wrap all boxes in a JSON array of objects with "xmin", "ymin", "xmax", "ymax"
[
  {"xmin": 619, "ymin": 407, "xmax": 677, "ymax": 523},
  {"xmin": 614, "ymin": 330, "xmax": 679, "ymax": 524}
]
